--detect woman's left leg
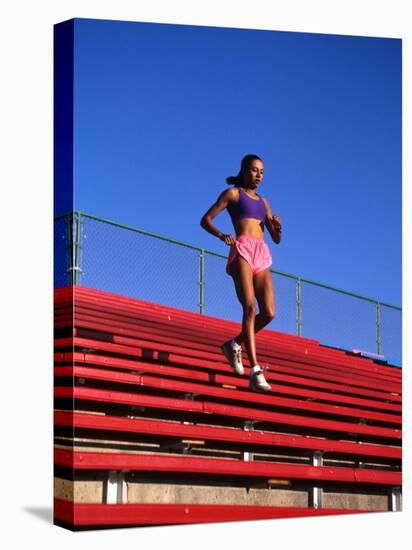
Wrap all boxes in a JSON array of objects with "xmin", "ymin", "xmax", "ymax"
[
  {"xmin": 233, "ymin": 268, "xmax": 275, "ymax": 346},
  {"xmin": 248, "ymin": 268, "xmax": 275, "ymax": 391}
]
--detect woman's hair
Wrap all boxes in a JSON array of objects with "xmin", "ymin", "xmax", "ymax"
[{"xmin": 226, "ymin": 154, "xmax": 263, "ymax": 186}]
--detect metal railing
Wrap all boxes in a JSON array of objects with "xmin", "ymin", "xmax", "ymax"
[{"xmin": 54, "ymin": 211, "xmax": 402, "ymax": 366}]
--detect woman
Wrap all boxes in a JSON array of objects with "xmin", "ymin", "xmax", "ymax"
[{"xmin": 200, "ymin": 154, "xmax": 282, "ymax": 392}]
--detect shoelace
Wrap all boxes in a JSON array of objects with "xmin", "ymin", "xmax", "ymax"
[
  {"xmin": 251, "ymin": 365, "xmax": 268, "ymax": 375},
  {"xmin": 251, "ymin": 365, "xmax": 269, "ymax": 381}
]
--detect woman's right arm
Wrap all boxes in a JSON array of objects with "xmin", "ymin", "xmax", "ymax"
[{"xmin": 200, "ymin": 188, "xmax": 237, "ymax": 245}]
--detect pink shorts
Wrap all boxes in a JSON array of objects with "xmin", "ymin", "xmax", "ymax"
[{"xmin": 226, "ymin": 235, "xmax": 272, "ymax": 276}]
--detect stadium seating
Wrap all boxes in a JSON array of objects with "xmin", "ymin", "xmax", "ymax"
[{"xmin": 54, "ymin": 286, "xmax": 402, "ymax": 530}]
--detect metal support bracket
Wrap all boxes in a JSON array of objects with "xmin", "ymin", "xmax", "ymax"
[
  {"xmin": 309, "ymin": 451, "xmax": 323, "ymax": 509},
  {"xmin": 242, "ymin": 420, "xmax": 254, "ymax": 462},
  {"xmin": 355, "ymin": 419, "xmax": 367, "ymax": 468},
  {"xmin": 182, "ymin": 444, "xmax": 193, "ymax": 455},
  {"xmin": 103, "ymin": 471, "xmax": 126, "ymax": 504},
  {"xmin": 389, "ymin": 486, "xmax": 402, "ymax": 511}
]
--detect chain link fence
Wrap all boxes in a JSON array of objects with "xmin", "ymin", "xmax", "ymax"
[{"xmin": 54, "ymin": 211, "xmax": 402, "ymax": 366}]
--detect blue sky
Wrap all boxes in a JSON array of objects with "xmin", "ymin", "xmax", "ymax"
[{"xmin": 70, "ymin": 18, "xmax": 401, "ymax": 306}]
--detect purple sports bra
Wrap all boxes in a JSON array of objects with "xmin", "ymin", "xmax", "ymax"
[{"xmin": 227, "ymin": 187, "xmax": 267, "ymax": 223}]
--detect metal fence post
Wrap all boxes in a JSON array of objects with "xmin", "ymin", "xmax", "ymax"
[
  {"xmin": 376, "ymin": 301, "xmax": 382, "ymax": 355},
  {"xmin": 296, "ymin": 278, "xmax": 302, "ymax": 336},
  {"xmin": 65, "ymin": 211, "xmax": 84, "ymax": 286},
  {"xmin": 198, "ymin": 249, "xmax": 205, "ymax": 314}
]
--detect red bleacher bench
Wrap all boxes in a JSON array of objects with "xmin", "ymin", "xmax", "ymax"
[{"xmin": 54, "ymin": 286, "xmax": 402, "ymax": 530}]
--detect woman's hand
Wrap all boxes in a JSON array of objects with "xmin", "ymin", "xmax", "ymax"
[
  {"xmin": 220, "ymin": 234, "xmax": 236, "ymax": 245},
  {"xmin": 271, "ymin": 215, "xmax": 282, "ymax": 231}
]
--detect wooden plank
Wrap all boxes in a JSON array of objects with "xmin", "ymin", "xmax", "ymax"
[
  {"xmin": 55, "ymin": 335, "xmax": 402, "ymax": 396},
  {"xmin": 69, "ymin": 286, "xmax": 399, "ymax": 372},
  {"xmin": 57, "ymin": 352, "xmax": 402, "ymax": 410},
  {"xmin": 55, "ymin": 365, "xmax": 402, "ymax": 426},
  {"xmin": 65, "ymin": 308, "xmax": 401, "ymax": 383},
  {"xmin": 54, "ymin": 387, "xmax": 402, "ymax": 441},
  {"xmin": 53, "ymin": 498, "xmax": 373, "ymax": 527},
  {"xmin": 56, "ymin": 286, "xmax": 400, "ymax": 379},
  {"xmin": 54, "ymin": 410, "xmax": 402, "ymax": 460},
  {"xmin": 54, "ymin": 449, "xmax": 402, "ymax": 485}
]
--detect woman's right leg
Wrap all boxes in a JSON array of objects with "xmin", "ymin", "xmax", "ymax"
[{"xmin": 229, "ymin": 255, "xmax": 259, "ymax": 367}]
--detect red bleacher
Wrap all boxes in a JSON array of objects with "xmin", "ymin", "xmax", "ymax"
[{"xmin": 53, "ymin": 286, "xmax": 402, "ymax": 530}]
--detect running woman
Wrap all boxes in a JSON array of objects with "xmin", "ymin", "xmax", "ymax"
[{"xmin": 200, "ymin": 154, "xmax": 282, "ymax": 392}]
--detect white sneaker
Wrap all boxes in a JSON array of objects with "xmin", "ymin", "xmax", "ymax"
[
  {"xmin": 249, "ymin": 367, "xmax": 271, "ymax": 392},
  {"xmin": 221, "ymin": 339, "xmax": 244, "ymax": 375}
]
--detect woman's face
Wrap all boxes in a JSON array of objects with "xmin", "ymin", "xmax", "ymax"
[{"xmin": 243, "ymin": 159, "xmax": 264, "ymax": 189}]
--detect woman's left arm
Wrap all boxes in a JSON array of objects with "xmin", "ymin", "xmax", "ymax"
[{"xmin": 262, "ymin": 198, "xmax": 282, "ymax": 244}]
